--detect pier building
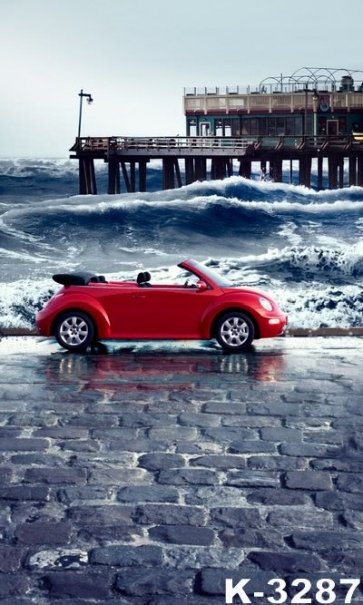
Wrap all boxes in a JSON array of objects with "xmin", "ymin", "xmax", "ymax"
[{"xmin": 70, "ymin": 67, "xmax": 363, "ymax": 194}]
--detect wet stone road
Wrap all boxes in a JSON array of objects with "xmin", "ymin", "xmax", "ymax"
[{"xmin": 0, "ymin": 336, "xmax": 363, "ymax": 604}]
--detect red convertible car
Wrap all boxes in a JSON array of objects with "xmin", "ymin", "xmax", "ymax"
[{"xmin": 36, "ymin": 259, "xmax": 287, "ymax": 352}]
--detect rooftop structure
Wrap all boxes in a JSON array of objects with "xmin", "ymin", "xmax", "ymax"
[
  {"xmin": 184, "ymin": 67, "xmax": 363, "ymax": 138},
  {"xmin": 185, "ymin": 67, "xmax": 363, "ymax": 96}
]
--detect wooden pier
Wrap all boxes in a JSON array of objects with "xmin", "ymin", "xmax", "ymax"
[{"xmin": 70, "ymin": 134, "xmax": 363, "ymax": 194}]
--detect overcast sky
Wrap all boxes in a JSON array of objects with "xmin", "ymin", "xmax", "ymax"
[{"xmin": 2, "ymin": 0, "xmax": 363, "ymax": 157}]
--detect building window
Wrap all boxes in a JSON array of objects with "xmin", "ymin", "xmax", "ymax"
[
  {"xmin": 267, "ymin": 118, "xmax": 276, "ymax": 136},
  {"xmin": 285, "ymin": 117, "xmax": 294, "ymax": 135},
  {"xmin": 295, "ymin": 115, "xmax": 303, "ymax": 135},
  {"xmin": 257, "ymin": 118, "xmax": 266, "ymax": 136},
  {"xmin": 305, "ymin": 115, "xmax": 313, "ymax": 135},
  {"xmin": 224, "ymin": 120, "xmax": 232, "ymax": 136},
  {"xmin": 241, "ymin": 119, "xmax": 251, "ymax": 135},
  {"xmin": 216, "ymin": 120, "xmax": 223, "ymax": 136},
  {"xmin": 276, "ymin": 118, "xmax": 285, "ymax": 135},
  {"xmin": 338, "ymin": 117, "xmax": 346, "ymax": 135},
  {"xmin": 189, "ymin": 119, "xmax": 197, "ymax": 136},
  {"xmin": 231, "ymin": 120, "xmax": 240, "ymax": 136}
]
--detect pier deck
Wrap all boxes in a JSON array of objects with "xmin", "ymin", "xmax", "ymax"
[{"xmin": 70, "ymin": 134, "xmax": 363, "ymax": 194}]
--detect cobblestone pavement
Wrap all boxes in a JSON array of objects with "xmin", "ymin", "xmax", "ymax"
[{"xmin": 1, "ymin": 336, "xmax": 363, "ymax": 604}]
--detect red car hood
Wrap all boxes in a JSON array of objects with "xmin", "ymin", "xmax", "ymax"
[{"xmin": 221, "ymin": 286, "xmax": 275, "ymax": 299}]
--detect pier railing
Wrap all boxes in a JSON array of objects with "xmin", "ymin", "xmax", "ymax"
[
  {"xmin": 72, "ymin": 136, "xmax": 255, "ymax": 153},
  {"xmin": 70, "ymin": 134, "xmax": 361, "ymax": 155}
]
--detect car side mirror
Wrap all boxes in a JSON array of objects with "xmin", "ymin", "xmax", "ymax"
[{"xmin": 196, "ymin": 280, "xmax": 208, "ymax": 291}]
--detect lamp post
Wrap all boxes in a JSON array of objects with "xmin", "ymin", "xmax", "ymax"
[
  {"xmin": 304, "ymin": 85, "xmax": 308, "ymax": 138},
  {"xmin": 312, "ymin": 88, "xmax": 319, "ymax": 145},
  {"xmin": 77, "ymin": 89, "xmax": 93, "ymax": 139}
]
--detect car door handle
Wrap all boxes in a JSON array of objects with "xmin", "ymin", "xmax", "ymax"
[{"xmin": 132, "ymin": 294, "xmax": 146, "ymax": 299}]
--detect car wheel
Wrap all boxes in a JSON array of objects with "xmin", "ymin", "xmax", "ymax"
[
  {"xmin": 54, "ymin": 311, "xmax": 95, "ymax": 351},
  {"xmin": 215, "ymin": 311, "xmax": 254, "ymax": 352}
]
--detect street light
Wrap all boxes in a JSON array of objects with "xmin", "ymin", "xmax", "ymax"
[
  {"xmin": 77, "ymin": 89, "xmax": 93, "ymax": 139},
  {"xmin": 312, "ymin": 88, "xmax": 319, "ymax": 145}
]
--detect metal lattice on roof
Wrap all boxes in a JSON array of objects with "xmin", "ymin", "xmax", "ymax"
[{"xmin": 259, "ymin": 67, "xmax": 363, "ymax": 93}]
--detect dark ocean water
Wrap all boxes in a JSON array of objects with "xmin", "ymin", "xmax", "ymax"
[{"xmin": 1, "ymin": 157, "xmax": 363, "ymax": 330}]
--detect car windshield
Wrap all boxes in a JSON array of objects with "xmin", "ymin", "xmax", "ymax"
[{"xmin": 186, "ymin": 260, "xmax": 233, "ymax": 287}]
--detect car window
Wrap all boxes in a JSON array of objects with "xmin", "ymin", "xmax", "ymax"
[
  {"xmin": 186, "ymin": 260, "xmax": 233, "ymax": 287},
  {"xmin": 172, "ymin": 270, "xmax": 199, "ymax": 286}
]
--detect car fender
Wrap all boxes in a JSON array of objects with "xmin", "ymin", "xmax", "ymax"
[
  {"xmin": 50, "ymin": 292, "xmax": 112, "ymax": 338},
  {"xmin": 200, "ymin": 292, "xmax": 262, "ymax": 338}
]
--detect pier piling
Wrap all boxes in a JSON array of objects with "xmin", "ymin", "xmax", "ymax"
[{"xmin": 79, "ymin": 157, "xmax": 97, "ymax": 195}]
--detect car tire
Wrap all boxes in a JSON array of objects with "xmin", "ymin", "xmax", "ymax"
[
  {"xmin": 215, "ymin": 311, "xmax": 254, "ymax": 352},
  {"xmin": 54, "ymin": 311, "xmax": 95, "ymax": 351}
]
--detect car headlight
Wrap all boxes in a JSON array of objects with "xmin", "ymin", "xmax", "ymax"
[{"xmin": 259, "ymin": 296, "xmax": 273, "ymax": 311}]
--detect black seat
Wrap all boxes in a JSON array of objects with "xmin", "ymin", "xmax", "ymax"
[
  {"xmin": 137, "ymin": 271, "xmax": 151, "ymax": 287},
  {"xmin": 89, "ymin": 275, "xmax": 107, "ymax": 283}
]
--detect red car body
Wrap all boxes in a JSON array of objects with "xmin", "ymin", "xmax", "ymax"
[{"xmin": 36, "ymin": 259, "xmax": 287, "ymax": 352}]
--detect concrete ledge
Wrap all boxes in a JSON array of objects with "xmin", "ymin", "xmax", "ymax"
[
  {"xmin": 0, "ymin": 328, "xmax": 38, "ymax": 336},
  {"xmin": 1, "ymin": 327, "xmax": 363, "ymax": 338},
  {"xmin": 286, "ymin": 327, "xmax": 363, "ymax": 337}
]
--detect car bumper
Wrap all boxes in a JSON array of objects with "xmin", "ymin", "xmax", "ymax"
[
  {"xmin": 259, "ymin": 314, "xmax": 288, "ymax": 338},
  {"xmin": 35, "ymin": 307, "xmax": 53, "ymax": 336}
]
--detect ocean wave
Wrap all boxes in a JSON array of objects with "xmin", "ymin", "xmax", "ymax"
[
  {"xmin": 2, "ymin": 186, "xmax": 363, "ymax": 263},
  {"xmin": 229, "ymin": 243, "xmax": 363, "ymax": 282},
  {"xmin": 2, "ymin": 160, "xmax": 363, "ymax": 331},
  {"xmin": 0, "ymin": 157, "xmax": 104, "ymax": 179}
]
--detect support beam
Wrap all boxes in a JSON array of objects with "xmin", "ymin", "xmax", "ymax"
[
  {"xmin": 338, "ymin": 157, "xmax": 344, "ymax": 189},
  {"xmin": 328, "ymin": 156, "xmax": 338, "ymax": 189},
  {"xmin": 349, "ymin": 156, "xmax": 357, "ymax": 186},
  {"xmin": 130, "ymin": 161, "xmax": 136, "ymax": 192},
  {"xmin": 358, "ymin": 156, "xmax": 363, "ymax": 186},
  {"xmin": 317, "ymin": 155, "xmax": 323, "ymax": 190},
  {"xmin": 139, "ymin": 160, "xmax": 147, "ymax": 192},
  {"xmin": 195, "ymin": 157, "xmax": 207, "ymax": 181},
  {"xmin": 239, "ymin": 159, "xmax": 251, "ymax": 179},
  {"xmin": 270, "ymin": 158, "xmax": 283, "ymax": 182},
  {"xmin": 299, "ymin": 156, "xmax": 311, "ymax": 187},
  {"xmin": 79, "ymin": 157, "xmax": 97, "ymax": 194},
  {"xmin": 173, "ymin": 158, "xmax": 183, "ymax": 188},
  {"xmin": 226, "ymin": 159, "xmax": 233, "ymax": 177},
  {"xmin": 108, "ymin": 157, "xmax": 120, "ymax": 194},
  {"xmin": 185, "ymin": 158, "xmax": 195, "ymax": 184},
  {"xmin": 120, "ymin": 161, "xmax": 131, "ymax": 192},
  {"xmin": 211, "ymin": 158, "xmax": 228, "ymax": 180},
  {"xmin": 260, "ymin": 160, "xmax": 267, "ymax": 181},
  {"xmin": 162, "ymin": 158, "xmax": 175, "ymax": 189}
]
